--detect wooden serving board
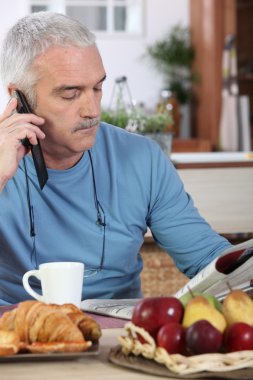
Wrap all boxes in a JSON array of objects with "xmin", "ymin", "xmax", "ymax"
[{"xmin": 108, "ymin": 346, "xmax": 253, "ymax": 379}]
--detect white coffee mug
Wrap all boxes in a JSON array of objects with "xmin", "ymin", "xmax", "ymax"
[{"xmin": 22, "ymin": 262, "xmax": 84, "ymax": 307}]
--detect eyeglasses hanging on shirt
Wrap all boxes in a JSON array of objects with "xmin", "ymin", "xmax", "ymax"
[{"xmin": 23, "ymin": 149, "xmax": 106, "ymax": 277}]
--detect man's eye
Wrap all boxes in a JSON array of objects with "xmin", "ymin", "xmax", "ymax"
[
  {"xmin": 94, "ymin": 87, "xmax": 102, "ymax": 92},
  {"xmin": 61, "ymin": 91, "xmax": 79, "ymax": 100},
  {"xmin": 62, "ymin": 95, "xmax": 76, "ymax": 100}
]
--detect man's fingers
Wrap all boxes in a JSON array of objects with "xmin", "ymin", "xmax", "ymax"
[
  {"xmin": 19, "ymin": 130, "xmax": 39, "ymax": 146},
  {"xmin": 0, "ymin": 98, "xmax": 45, "ymax": 126},
  {"xmin": 9, "ymin": 124, "xmax": 46, "ymax": 144},
  {"xmin": 0, "ymin": 97, "xmax": 17, "ymax": 122}
]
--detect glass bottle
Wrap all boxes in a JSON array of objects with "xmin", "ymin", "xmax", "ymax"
[{"xmin": 156, "ymin": 89, "xmax": 181, "ymax": 136}]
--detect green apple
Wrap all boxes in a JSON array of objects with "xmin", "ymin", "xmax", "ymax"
[
  {"xmin": 179, "ymin": 292, "xmax": 195, "ymax": 308},
  {"xmin": 204, "ymin": 293, "xmax": 222, "ymax": 312},
  {"xmin": 180, "ymin": 292, "xmax": 222, "ymax": 312}
]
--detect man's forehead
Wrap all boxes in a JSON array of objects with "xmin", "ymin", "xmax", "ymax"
[
  {"xmin": 52, "ymin": 74, "xmax": 107, "ymax": 94},
  {"xmin": 34, "ymin": 44, "xmax": 102, "ymax": 70},
  {"xmin": 33, "ymin": 44, "xmax": 105, "ymax": 84}
]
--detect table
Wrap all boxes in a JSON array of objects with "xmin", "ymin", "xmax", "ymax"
[{"xmin": 170, "ymin": 151, "xmax": 253, "ymax": 168}]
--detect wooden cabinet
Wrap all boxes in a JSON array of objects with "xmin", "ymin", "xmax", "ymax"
[
  {"xmin": 190, "ymin": 0, "xmax": 253, "ymax": 150},
  {"xmin": 172, "ymin": 138, "xmax": 212, "ymax": 152},
  {"xmin": 237, "ymin": 0, "xmax": 253, "ymax": 139},
  {"xmin": 172, "ymin": 152, "xmax": 253, "ymax": 236}
]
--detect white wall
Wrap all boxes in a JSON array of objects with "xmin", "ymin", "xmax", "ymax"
[
  {"xmin": 0, "ymin": 0, "xmax": 30, "ymax": 107},
  {"xmin": 0, "ymin": 0, "xmax": 189, "ymax": 112},
  {"xmin": 98, "ymin": 0, "xmax": 189, "ymax": 110}
]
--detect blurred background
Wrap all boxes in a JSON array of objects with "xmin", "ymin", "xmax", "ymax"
[
  {"xmin": 0, "ymin": 0, "xmax": 252, "ymax": 296},
  {"xmin": 0, "ymin": 0, "xmax": 188, "ymax": 120},
  {"xmin": 1, "ymin": 0, "xmax": 252, "ymax": 152}
]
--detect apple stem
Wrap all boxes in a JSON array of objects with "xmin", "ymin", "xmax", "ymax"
[
  {"xmin": 226, "ymin": 282, "xmax": 233, "ymax": 292},
  {"xmin": 187, "ymin": 286, "xmax": 194, "ymax": 298}
]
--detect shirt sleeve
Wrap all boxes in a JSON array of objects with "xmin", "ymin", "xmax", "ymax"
[{"xmin": 146, "ymin": 145, "xmax": 232, "ymax": 278}]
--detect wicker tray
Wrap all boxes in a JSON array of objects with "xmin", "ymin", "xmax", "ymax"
[
  {"xmin": 113, "ymin": 322, "xmax": 253, "ymax": 377},
  {"xmin": 108, "ymin": 345, "xmax": 253, "ymax": 379}
]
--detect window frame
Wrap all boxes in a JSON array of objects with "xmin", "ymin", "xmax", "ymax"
[{"xmin": 30, "ymin": 0, "xmax": 144, "ymax": 37}]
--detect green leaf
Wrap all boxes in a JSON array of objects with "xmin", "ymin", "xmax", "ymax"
[{"xmin": 144, "ymin": 24, "xmax": 199, "ymax": 104}]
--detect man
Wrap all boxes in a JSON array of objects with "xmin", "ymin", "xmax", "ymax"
[{"xmin": 0, "ymin": 12, "xmax": 231, "ymax": 305}]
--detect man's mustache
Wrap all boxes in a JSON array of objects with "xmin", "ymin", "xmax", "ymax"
[{"xmin": 71, "ymin": 117, "xmax": 100, "ymax": 133}]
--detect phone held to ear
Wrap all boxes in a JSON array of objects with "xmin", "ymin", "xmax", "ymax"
[{"xmin": 14, "ymin": 90, "xmax": 48, "ymax": 190}]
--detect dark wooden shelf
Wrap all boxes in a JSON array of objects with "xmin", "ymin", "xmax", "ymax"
[{"xmin": 238, "ymin": 75, "xmax": 253, "ymax": 82}]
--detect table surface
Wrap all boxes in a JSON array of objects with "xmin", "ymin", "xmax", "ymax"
[
  {"xmin": 171, "ymin": 151, "xmax": 253, "ymax": 163},
  {"xmin": 171, "ymin": 152, "xmax": 253, "ymax": 169}
]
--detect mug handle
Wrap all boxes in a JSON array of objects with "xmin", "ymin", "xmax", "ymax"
[{"xmin": 22, "ymin": 270, "xmax": 44, "ymax": 302}]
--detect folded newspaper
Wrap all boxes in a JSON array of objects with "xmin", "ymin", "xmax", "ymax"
[
  {"xmin": 81, "ymin": 298, "xmax": 140, "ymax": 320},
  {"xmin": 174, "ymin": 238, "xmax": 253, "ymax": 300},
  {"xmin": 81, "ymin": 239, "xmax": 253, "ymax": 319}
]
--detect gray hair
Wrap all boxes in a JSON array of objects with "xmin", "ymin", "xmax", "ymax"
[{"xmin": 0, "ymin": 11, "xmax": 96, "ymax": 108}]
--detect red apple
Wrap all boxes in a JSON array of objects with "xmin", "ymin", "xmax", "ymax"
[
  {"xmin": 185, "ymin": 319, "xmax": 223, "ymax": 355},
  {"xmin": 224, "ymin": 322, "xmax": 253, "ymax": 352},
  {"xmin": 132, "ymin": 297, "xmax": 184, "ymax": 337},
  {"xmin": 156, "ymin": 322, "xmax": 186, "ymax": 354},
  {"xmin": 157, "ymin": 297, "xmax": 184, "ymax": 326}
]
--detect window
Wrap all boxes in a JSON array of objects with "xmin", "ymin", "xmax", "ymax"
[{"xmin": 30, "ymin": 0, "xmax": 143, "ymax": 35}]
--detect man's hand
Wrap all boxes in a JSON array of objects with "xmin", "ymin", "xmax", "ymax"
[{"xmin": 0, "ymin": 97, "xmax": 45, "ymax": 191}]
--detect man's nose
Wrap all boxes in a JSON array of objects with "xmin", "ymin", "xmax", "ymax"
[{"xmin": 80, "ymin": 91, "xmax": 100, "ymax": 118}]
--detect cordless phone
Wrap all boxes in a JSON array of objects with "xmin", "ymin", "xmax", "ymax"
[{"xmin": 14, "ymin": 90, "xmax": 48, "ymax": 189}]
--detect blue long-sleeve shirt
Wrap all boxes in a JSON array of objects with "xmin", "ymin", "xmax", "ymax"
[{"xmin": 0, "ymin": 123, "xmax": 231, "ymax": 305}]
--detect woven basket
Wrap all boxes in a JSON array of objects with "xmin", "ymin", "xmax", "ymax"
[{"xmin": 119, "ymin": 322, "xmax": 253, "ymax": 376}]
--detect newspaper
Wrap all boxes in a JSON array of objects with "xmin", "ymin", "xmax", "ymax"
[
  {"xmin": 174, "ymin": 239, "xmax": 253, "ymax": 300},
  {"xmin": 81, "ymin": 239, "xmax": 253, "ymax": 319},
  {"xmin": 81, "ymin": 298, "xmax": 140, "ymax": 320}
]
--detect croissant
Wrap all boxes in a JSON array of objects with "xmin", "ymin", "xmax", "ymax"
[
  {"xmin": 0, "ymin": 308, "xmax": 17, "ymax": 331},
  {"xmin": 0, "ymin": 330, "xmax": 20, "ymax": 356},
  {"xmin": 14, "ymin": 300, "xmax": 38, "ymax": 342},
  {"xmin": 67, "ymin": 312, "xmax": 102, "ymax": 342},
  {"xmin": 0, "ymin": 301, "xmax": 101, "ymax": 355},
  {"xmin": 26, "ymin": 341, "xmax": 91, "ymax": 354},
  {"xmin": 48, "ymin": 302, "xmax": 102, "ymax": 341}
]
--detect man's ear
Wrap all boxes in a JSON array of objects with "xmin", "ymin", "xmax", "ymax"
[{"xmin": 8, "ymin": 85, "xmax": 17, "ymax": 97}]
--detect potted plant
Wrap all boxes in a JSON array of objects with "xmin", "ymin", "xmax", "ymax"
[
  {"xmin": 101, "ymin": 108, "xmax": 129, "ymax": 129},
  {"xmin": 137, "ymin": 112, "xmax": 174, "ymax": 155},
  {"xmin": 101, "ymin": 108, "xmax": 174, "ymax": 155},
  {"xmin": 101, "ymin": 76, "xmax": 175, "ymax": 155},
  {"xmin": 145, "ymin": 24, "xmax": 198, "ymax": 105}
]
